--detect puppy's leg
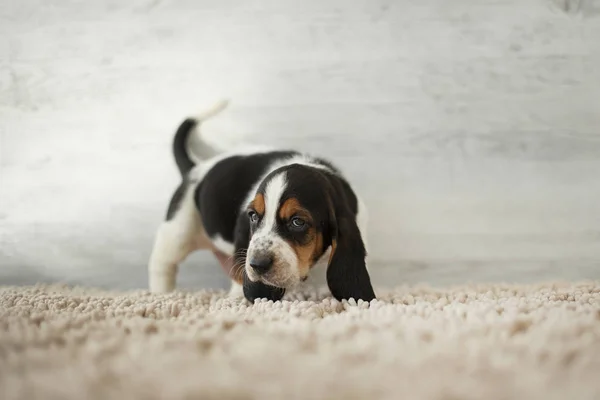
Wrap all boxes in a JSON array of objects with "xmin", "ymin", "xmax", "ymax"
[
  {"xmin": 211, "ymin": 248, "xmax": 245, "ymax": 298},
  {"xmin": 227, "ymin": 281, "xmax": 244, "ymax": 298},
  {"xmin": 212, "ymin": 248, "xmax": 234, "ymax": 276},
  {"xmin": 148, "ymin": 181, "xmax": 208, "ymax": 292}
]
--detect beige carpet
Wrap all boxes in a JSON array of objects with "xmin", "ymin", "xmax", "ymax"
[{"xmin": 1, "ymin": 282, "xmax": 599, "ymax": 400}]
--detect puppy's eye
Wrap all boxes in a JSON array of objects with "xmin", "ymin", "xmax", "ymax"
[
  {"xmin": 248, "ymin": 211, "xmax": 259, "ymax": 223},
  {"xmin": 289, "ymin": 217, "xmax": 306, "ymax": 230}
]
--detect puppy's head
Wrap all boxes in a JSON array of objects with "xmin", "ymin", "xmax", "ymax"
[
  {"xmin": 243, "ymin": 163, "xmax": 375, "ymax": 302},
  {"xmin": 244, "ymin": 165, "xmax": 328, "ymax": 288}
]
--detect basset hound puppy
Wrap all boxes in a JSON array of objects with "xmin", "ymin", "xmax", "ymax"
[{"xmin": 148, "ymin": 101, "xmax": 375, "ymax": 303}]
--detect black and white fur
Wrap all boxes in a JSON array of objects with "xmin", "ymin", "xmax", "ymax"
[{"xmin": 148, "ymin": 101, "xmax": 375, "ymax": 302}]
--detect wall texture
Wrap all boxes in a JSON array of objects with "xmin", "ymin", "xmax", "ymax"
[{"xmin": 1, "ymin": 0, "xmax": 599, "ymax": 290}]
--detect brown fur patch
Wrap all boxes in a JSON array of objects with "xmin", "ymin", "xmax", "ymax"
[
  {"xmin": 311, "ymin": 232, "xmax": 324, "ymax": 267},
  {"xmin": 251, "ymin": 193, "xmax": 265, "ymax": 215},
  {"xmin": 293, "ymin": 227, "xmax": 321, "ymax": 278},
  {"xmin": 278, "ymin": 198, "xmax": 324, "ymax": 277},
  {"xmin": 291, "ymin": 231, "xmax": 325, "ymax": 277},
  {"xmin": 278, "ymin": 198, "xmax": 308, "ymax": 220}
]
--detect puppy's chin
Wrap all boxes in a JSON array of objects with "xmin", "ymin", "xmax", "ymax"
[
  {"xmin": 261, "ymin": 275, "xmax": 299, "ymax": 290},
  {"xmin": 245, "ymin": 267, "xmax": 299, "ymax": 289}
]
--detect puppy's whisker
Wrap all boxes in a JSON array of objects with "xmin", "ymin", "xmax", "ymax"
[
  {"xmin": 228, "ymin": 249, "xmax": 248, "ymax": 282},
  {"xmin": 231, "ymin": 261, "xmax": 246, "ymax": 281},
  {"xmin": 233, "ymin": 248, "xmax": 247, "ymax": 257},
  {"xmin": 225, "ymin": 248, "xmax": 247, "ymax": 265}
]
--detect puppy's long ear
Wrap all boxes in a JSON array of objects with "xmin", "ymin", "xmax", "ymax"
[
  {"xmin": 325, "ymin": 195, "xmax": 376, "ymax": 302},
  {"xmin": 233, "ymin": 212, "xmax": 286, "ymax": 302}
]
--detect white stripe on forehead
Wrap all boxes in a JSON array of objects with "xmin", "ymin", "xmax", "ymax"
[
  {"xmin": 241, "ymin": 154, "xmax": 334, "ymax": 213},
  {"xmin": 260, "ymin": 171, "xmax": 287, "ymax": 232}
]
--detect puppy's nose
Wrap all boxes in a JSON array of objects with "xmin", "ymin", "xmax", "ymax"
[{"xmin": 249, "ymin": 255, "xmax": 273, "ymax": 274}]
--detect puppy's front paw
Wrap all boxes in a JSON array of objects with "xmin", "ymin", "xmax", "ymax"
[
  {"xmin": 227, "ymin": 281, "xmax": 245, "ymax": 299},
  {"xmin": 149, "ymin": 269, "xmax": 176, "ymax": 293}
]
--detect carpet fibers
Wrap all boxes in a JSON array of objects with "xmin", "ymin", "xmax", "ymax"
[{"xmin": 1, "ymin": 282, "xmax": 599, "ymax": 400}]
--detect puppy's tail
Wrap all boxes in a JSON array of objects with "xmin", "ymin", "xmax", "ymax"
[{"xmin": 172, "ymin": 99, "xmax": 229, "ymax": 177}]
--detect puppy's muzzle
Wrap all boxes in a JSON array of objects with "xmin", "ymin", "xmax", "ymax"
[{"xmin": 248, "ymin": 254, "xmax": 273, "ymax": 275}]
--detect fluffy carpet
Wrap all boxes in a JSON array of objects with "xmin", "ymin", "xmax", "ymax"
[{"xmin": 1, "ymin": 282, "xmax": 599, "ymax": 400}]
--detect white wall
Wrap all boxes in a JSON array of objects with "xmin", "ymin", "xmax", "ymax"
[{"xmin": 1, "ymin": 0, "xmax": 599, "ymax": 290}]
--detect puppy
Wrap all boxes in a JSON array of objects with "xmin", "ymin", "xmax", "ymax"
[{"xmin": 148, "ymin": 101, "xmax": 375, "ymax": 302}]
